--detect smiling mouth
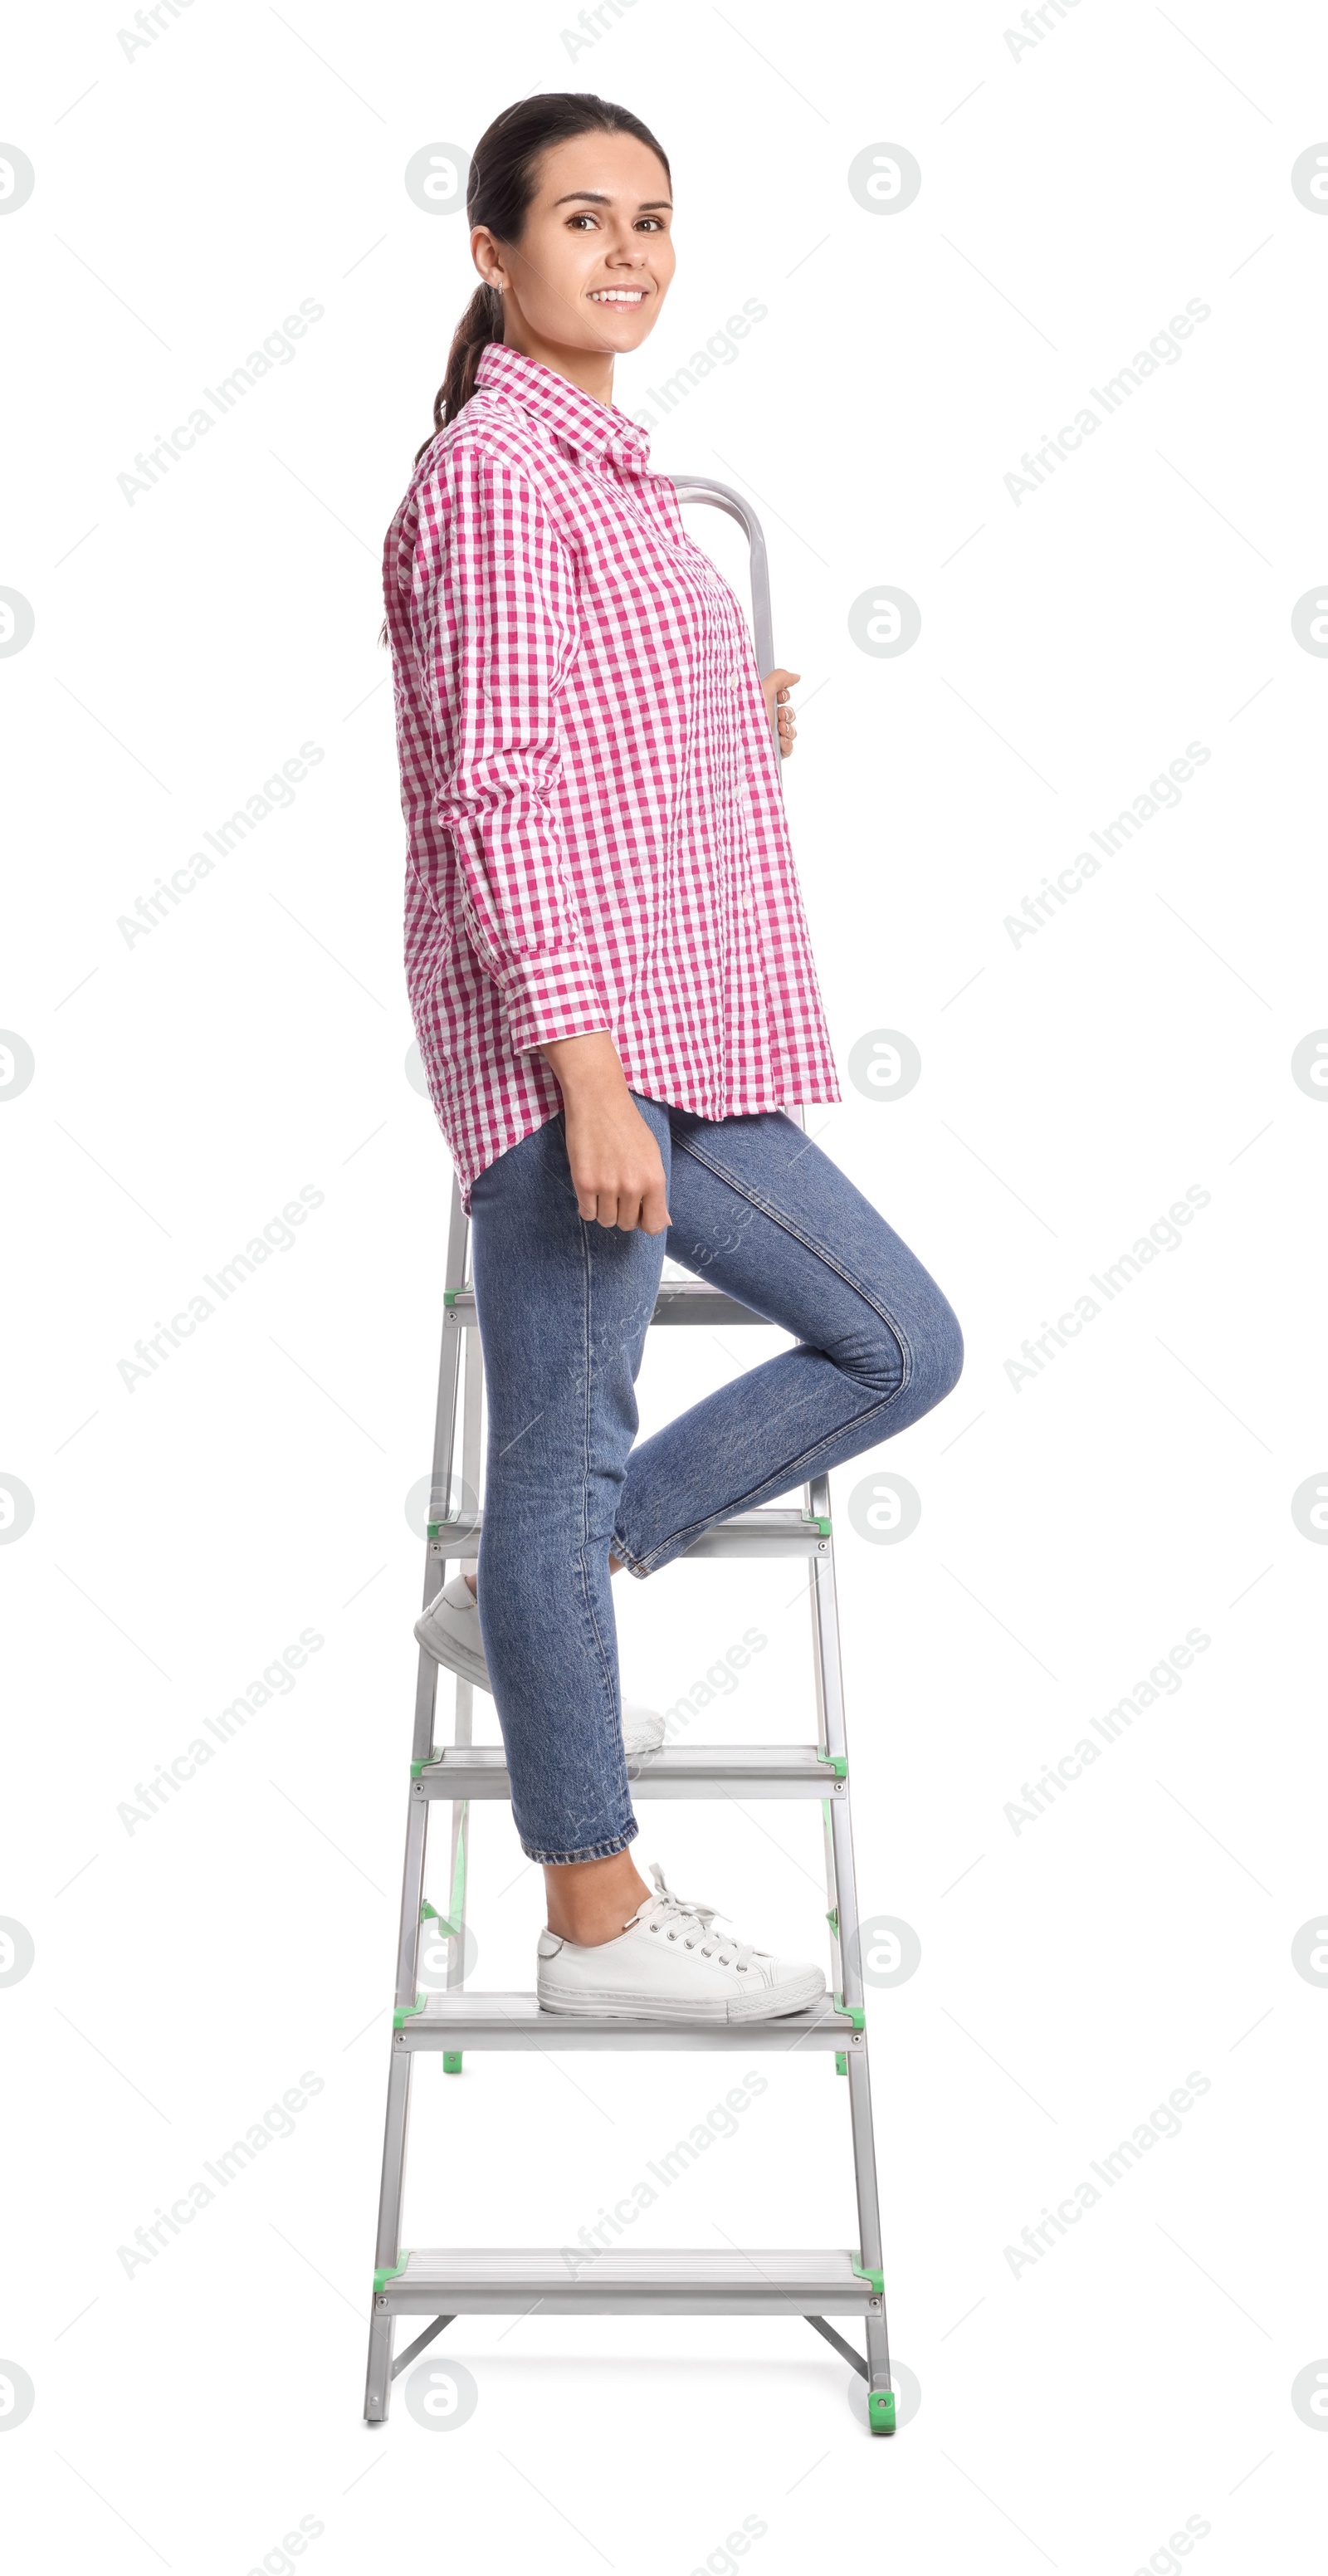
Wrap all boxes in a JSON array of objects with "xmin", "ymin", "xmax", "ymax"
[{"xmin": 588, "ymin": 287, "xmax": 647, "ymax": 305}]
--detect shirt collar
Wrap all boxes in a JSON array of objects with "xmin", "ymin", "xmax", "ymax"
[{"xmin": 473, "ymin": 340, "xmax": 653, "ymax": 476}]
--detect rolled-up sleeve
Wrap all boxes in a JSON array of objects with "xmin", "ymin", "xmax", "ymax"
[{"xmin": 413, "ymin": 442, "xmax": 611, "ymax": 1053}]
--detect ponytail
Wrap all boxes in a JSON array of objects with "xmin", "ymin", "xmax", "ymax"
[{"xmin": 411, "ymin": 280, "xmax": 504, "ymax": 468}]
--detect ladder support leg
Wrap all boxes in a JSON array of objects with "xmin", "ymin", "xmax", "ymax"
[
  {"xmin": 843, "ymin": 2043, "xmax": 886, "ymax": 2277},
  {"xmin": 365, "ymin": 2046, "xmax": 413, "ymax": 2414},
  {"xmin": 445, "ymin": 1791, "xmax": 470, "ymax": 1989},
  {"xmin": 364, "ymin": 2305, "xmax": 394, "ymax": 2424},
  {"xmin": 394, "ymin": 1783, "xmax": 431, "ymax": 2007},
  {"xmin": 412, "ymin": 1636, "xmax": 442, "ymax": 1771},
  {"xmin": 371, "ymin": 2047, "xmax": 413, "ymax": 2271},
  {"xmin": 865, "ymin": 2312, "xmax": 896, "ymax": 2433},
  {"xmin": 830, "ymin": 1805, "xmax": 881, "ymax": 2253}
]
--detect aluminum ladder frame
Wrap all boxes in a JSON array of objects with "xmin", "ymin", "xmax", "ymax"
[{"xmin": 364, "ymin": 477, "xmax": 894, "ymax": 2433}]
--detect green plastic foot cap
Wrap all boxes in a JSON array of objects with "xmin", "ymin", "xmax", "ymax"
[
  {"xmin": 869, "ymin": 2388, "xmax": 896, "ymax": 2434},
  {"xmin": 442, "ymin": 2050, "xmax": 463, "ymax": 2074}
]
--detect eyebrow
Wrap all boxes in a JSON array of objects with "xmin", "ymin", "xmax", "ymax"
[{"xmin": 551, "ymin": 190, "xmax": 673, "ymax": 209}]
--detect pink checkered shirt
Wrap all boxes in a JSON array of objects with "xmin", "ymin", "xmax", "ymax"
[{"xmin": 383, "ymin": 340, "xmax": 840, "ymax": 1205}]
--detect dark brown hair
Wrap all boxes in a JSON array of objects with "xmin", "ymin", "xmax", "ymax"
[{"xmin": 379, "ymin": 91, "xmax": 670, "ymax": 647}]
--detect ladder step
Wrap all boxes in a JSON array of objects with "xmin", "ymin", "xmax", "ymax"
[
  {"xmin": 445, "ymin": 1280, "xmax": 771, "ymax": 1329},
  {"xmin": 377, "ymin": 2247, "xmax": 880, "ymax": 2315},
  {"xmin": 413, "ymin": 1743, "xmax": 847, "ymax": 1801},
  {"xmin": 428, "ymin": 1507, "xmax": 831, "ymax": 1558},
  {"xmin": 396, "ymin": 1991, "xmax": 856, "ymax": 2051}
]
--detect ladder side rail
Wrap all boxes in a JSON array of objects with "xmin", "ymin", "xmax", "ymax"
[
  {"xmin": 372, "ymin": 1185, "xmax": 473, "ymax": 2410},
  {"xmin": 808, "ymin": 1470, "xmax": 847, "ymax": 2001},
  {"xmin": 446, "ymin": 1330, "xmax": 484, "ymax": 1992},
  {"xmin": 393, "ymin": 1791, "xmax": 431, "ymax": 2011},
  {"xmin": 666, "ymin": 475, "xmax": 778, "ymax": 752},
  {"xmin": 412, "ymin": 1181, "xmax": 470, "ymax": 1765},
  {"xmin": 830, "ymin": 1797, "xmax": 886, "ymax": 2278},
  {"xmin": 427, "ymin": 1179, "xmax": 471, "ymax": 1544},
  {"xmin": 806, "ymin": 1474, "xmax": 847, "ymax": 1767},
  {"xmin": 373, "ymin": 2047, "xmax": 414, "ymax": 2275}
]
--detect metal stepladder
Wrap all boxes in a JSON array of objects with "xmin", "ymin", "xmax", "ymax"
[{"xmin": 364, "ymin": 478, "xmax": 894, "ymax": 2434}]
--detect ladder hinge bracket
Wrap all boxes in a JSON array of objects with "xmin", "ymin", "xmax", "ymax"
[
  {"xmin": 392, "ymin": 1992, "xmax": 427, "ymax": 2031},
  {"xmin": 373, "ymin": 2251, "xmax": 410, "ymax": 2295}
]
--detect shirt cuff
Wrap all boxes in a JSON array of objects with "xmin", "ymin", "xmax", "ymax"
[{"xmin": 501, "ymin": 956, "xmax": 613, "ymax": 1054}]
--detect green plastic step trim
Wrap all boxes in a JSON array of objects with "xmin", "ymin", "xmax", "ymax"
[
  {"xmin": 373, "ymin": 2251, "xmax": 410, "ymax": 2295},
  {"xmin": 835, "ymin": 2051, "xmax": 848, "ymax": 2075},
  {"xmin": 817, "ymin": 1754, "xmax": 847, "ymax": 1780},
  {"xmin": 869, "ymin": 2389, "xmax": 896, "ymax": 2432},
  {"xmin": 832, "ymin": 1993, "xmax": 866, "ymax": 2031},
  {"xmin": 442, "ymin": 2051, "xmax": 463, "ymax": 2074},
  {"xmin": 852, "ymin": 2254, "xmax": 886, "ymax": 2296},
  {"xmin": 410, "ymin": 1751, "xmax": 446, "ymax": 1780},
  {"xmin": 443, "ymin": 1290, "xmax": 457, "ymax": 1306},
  {"xmin": 826, "ymin": 1908, "xmax": 838, "ymax": 1938},
  {"xmin": 393, "ymin": 1992, "xmax": 427, "ymax": 2031},
  {"xmin": 816, "ymin": 1515, "xmax": 832, "ymax": 1535}
]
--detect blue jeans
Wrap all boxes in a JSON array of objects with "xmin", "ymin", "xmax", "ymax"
[{"xmin": 467, "ymin": 1101, "xmax": 964, "ymax": 1863}]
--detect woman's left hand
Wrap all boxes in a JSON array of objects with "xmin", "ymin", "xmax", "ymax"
[{"xmin": 761, "ymin": 667, "xmax": 800, "ymax": 759}]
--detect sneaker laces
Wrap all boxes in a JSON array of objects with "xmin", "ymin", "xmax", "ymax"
[{"xmin": 625, "ymin": 1861, "xmax": 761, "ymax": 1972}]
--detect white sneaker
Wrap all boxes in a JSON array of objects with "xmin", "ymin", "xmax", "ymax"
[
  {"xmin": 414, "ymin": 1576, "xmax": 666, "ymax": 1757},
  {"xmin": 415, "ymin": 1575, "xmax": 490, "ymax": 1688},
  {"xmin": 535, "ymin": 1861, "xmax": 826, "ymax": 2022}
]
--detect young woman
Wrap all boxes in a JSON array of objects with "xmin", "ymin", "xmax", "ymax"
[{"xmin": 382, "ymin": 92, "xmax": 964, "ymax": 2023}]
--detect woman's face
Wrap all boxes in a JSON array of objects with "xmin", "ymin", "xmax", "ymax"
[{"xmin": 472, "ymin": 130, "xmax": 675, "ymax": 364}]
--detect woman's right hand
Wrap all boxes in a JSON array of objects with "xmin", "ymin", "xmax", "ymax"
[{"xmin": 541, "ymin": 1034, "xmax": 671, "ymax": 1233}]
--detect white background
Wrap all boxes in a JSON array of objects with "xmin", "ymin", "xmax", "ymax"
[{"xmin": 2, "ymin": 2, "xmax": 1326, "ymax": 2569}]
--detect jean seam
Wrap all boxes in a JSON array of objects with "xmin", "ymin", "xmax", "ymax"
[
  {"xmin": 574, "ymin": 1220, "xmax": 632, "ymax": 1811},
  {"xmin": 670, "ymin": 1128, "xmax": 917, "ymax": 1393},
  {"xmin": 618, "ymin": 1381, "xmax": 907, "ymax": 1572}
]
